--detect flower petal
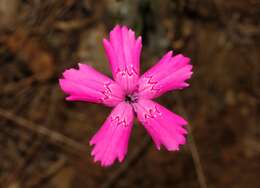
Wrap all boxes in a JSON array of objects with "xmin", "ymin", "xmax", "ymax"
[
  {"xmin": 138, "ymin": 51, "xmax": 193, "ymax": 99},
  {"xmin": 103, "ymin": 25, "xmax": 142, "ymax": 93},
  {"xmin": 59, "ymin": 63, "xmax": 125, "ymax": 107},
  {"xmin": 133, "ymin": 99, "xmax": 188, "ymax": 151},
  {"xmin": 90, "ymin": 102, "xmax": 134, "ymax": 166}
]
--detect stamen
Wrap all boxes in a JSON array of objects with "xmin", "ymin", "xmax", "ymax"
[{"xmin": 124, "ymin": 93, "xmax": 138, "ymax": 104}]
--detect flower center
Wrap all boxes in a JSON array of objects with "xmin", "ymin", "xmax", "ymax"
[{"xmin": 124, "ymin": 93, "xmax": 138, "ymax": 104}]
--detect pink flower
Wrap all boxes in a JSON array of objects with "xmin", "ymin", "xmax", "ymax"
[{"xmin": 59, "ymin": 25, "xmax": 193, "ymax": 166}]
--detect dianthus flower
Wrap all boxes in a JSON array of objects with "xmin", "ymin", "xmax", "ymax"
[{"xmin": 59, "ymin": 25, "xmax": 193, "ymax": 166}]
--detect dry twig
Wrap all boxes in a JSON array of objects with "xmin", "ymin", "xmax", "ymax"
[
  {"xmin": 0, "ymin": 108, "xmax": 85, "ymax": 154},
  {"xmin": 25, "ymin": 156, "xmax": 67, "ymax": 188},
  {"xmin": 177, "ymin": 97, "xmax": 208, "ymax": 188},
  {"xmin": 101, "ymin": 135, "xmax": 151, "ymax": 188}
]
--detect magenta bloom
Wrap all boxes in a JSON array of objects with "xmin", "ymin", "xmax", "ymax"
[{"xmin": 59, "ymin": 25, "xmax": 193, "ymax": 166}]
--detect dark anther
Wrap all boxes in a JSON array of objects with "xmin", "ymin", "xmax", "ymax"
[
  {"xmin": 125, "ymin": 95, "xmax": 132, "ymax": 102},
  {"xmin": 125, "ymin": 94, "xmax": 138, "ymax": 103}
]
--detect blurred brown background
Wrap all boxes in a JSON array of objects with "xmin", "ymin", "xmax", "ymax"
[{"xmin": 0, "ymin": 0, "xmax": 260, "ymax": 188}]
